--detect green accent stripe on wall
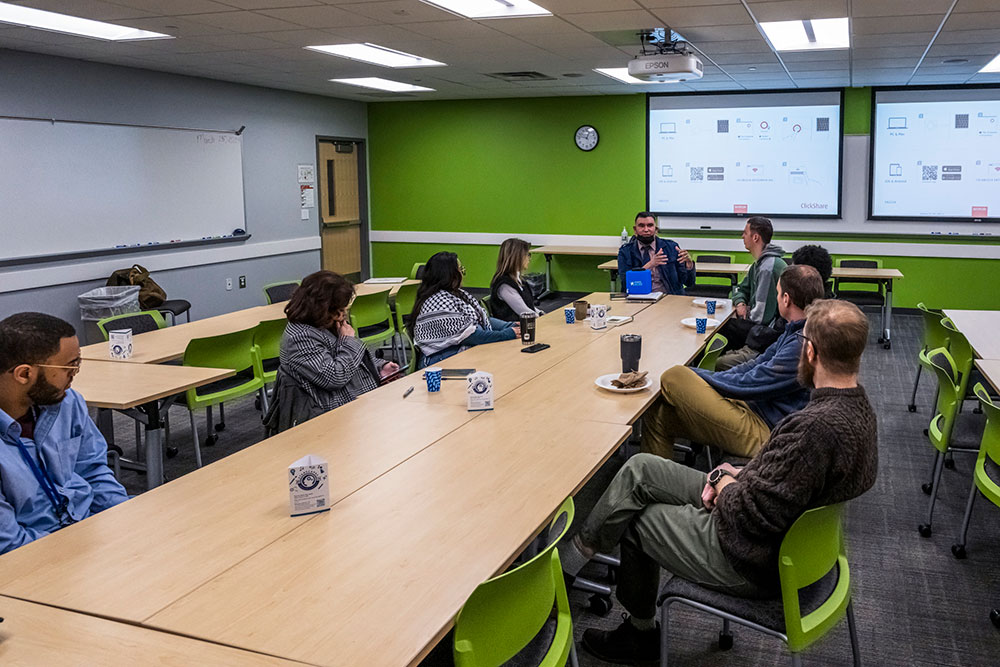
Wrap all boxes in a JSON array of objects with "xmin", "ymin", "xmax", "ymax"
[{"xmin": 844, "ymin": 87, "xmax": 871, "ymax": 135}]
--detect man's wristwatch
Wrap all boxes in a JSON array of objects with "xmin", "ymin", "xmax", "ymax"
[{"xmin": 708, "ymin": 468, "xmax": 733, "ymax": 488}]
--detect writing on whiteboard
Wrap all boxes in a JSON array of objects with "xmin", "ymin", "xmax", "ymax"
[{"xmin": 196, "ymin": 134, "xmax": 240, "ymax": 145}]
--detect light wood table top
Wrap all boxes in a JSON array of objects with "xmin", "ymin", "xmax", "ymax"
[
  {"xmin": 0, "ymin": 595, "xmax": 303, "ymax": 667},
  {"xmin": 355, "ymin": 279, "xmax": 420, "ymax": 296},
  {"xmin": 0, "ymin": 397, "xmax": 477, "ymax": 624},
  {"xmin": 531, "ymin": 244, "xmax": 619, "ymax": 256},
  {"xmin": 596, "ymin": 260, "xmax": 903, "ymax": 281},
  {"xmin": 597, "ymin": 259, "xmax": 751, "ymax": 274},
  {"xmin": 944, "ymin": 310, "xmax": 1000, "ymax": 360},
  {"xmin": 832, "ymin": 266, "xmax": 902, "ymax": 280},
  {"xmin": 501, "ymin": 295, "xmax": 729, "ymax": 425},
  {"xmin": 71, "ymin": 359, "xmax": 233, "ymax": 409},
  {"xmin": 368, "ymin": 292, "xmax": 654, "ymax": 408},
  {"xmin": 145, "ymin": 413, "xmax": 632, "ymax": 667},
  {"xmin": 975, "ymin": 360, "xmax": 1000, "ymax": 393}
]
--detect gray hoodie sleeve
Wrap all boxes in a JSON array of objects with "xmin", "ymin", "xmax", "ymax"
[{"xmin": 750, "ymin": 255, "xmax": 778, "ymax": 323}]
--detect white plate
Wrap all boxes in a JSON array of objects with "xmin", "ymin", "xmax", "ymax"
[
  {"xmin": 681, "ymin": 317, "xmax": 721, "ymax": 330},
  {"xmin": 692, "ymin": 298, "xmax": 730, "ymax": 308},
  {"xmin": 594, "ymin": 373, "xmax": 653, "ymax": 394}
]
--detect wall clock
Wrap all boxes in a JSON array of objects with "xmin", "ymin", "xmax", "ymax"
[{"xmin": 574, "ymin": 125, "xmax": 599, "ymax": 151}]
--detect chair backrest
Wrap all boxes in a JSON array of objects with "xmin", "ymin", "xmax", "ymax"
[
  {"xmin": 183, "ymin": 326, "xmax": 264, "ymax": 408},
  {"xmin": 394, "ymin": 282, "xmax": 420, "ymax": 332},
  {"xmin": 972, "ymin": 383, "xmax": 1000, "ymax": 506},
  {"xmin": 834, "ymin": 257, "xmax": 882, "ymax": 292},
  {"xmin": 696, "ymin": 333, "xmax": 728, "ymax": 371},
  {"xmin": 453, "ymin": 498, "xmax": 575, "ymax": 667},
  {"xmin": 263, "ymin": 281, "xmax": 300, "ymax": 305},
  {"xmin": 917, "ymin": 303, "xmax": 950, "ymax": 353},
  {"xmin": 693, "ymin": 252, "xmax": 736, "ymax": 287},
  {"xmin": 923, "ymin": 346, "xmax": 962, "ymax": 453},
  {"xmin": 940, "ymin": 318, "xmax": 975, "ymax": 395},
  {"xmin": 777, "ymin": 503, "xmax": 851, "ymax": 653},
  {"xmin": 480, "ymin": 295, "xmax": 492, "ymax": 317},
  {"xmin": 409, "ymin": 262, "xmax": 425, "ymax": 280},
  {"xmin": 694, "ymin": 253, "xmax": 733, "ymax": 264},
  {"xmin": 96, "ymin": 310, "xmax": 166, "ymax": 340},
  {"xmin": 349, "ymin": 291, "xmax": 395, "ymax": 342},
  {"xmin": 252, "ymin": 318, "xmax": 287, "ymax": 382}
]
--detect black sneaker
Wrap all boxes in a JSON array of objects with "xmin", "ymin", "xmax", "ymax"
[{"xmin": 582, "ymin": 613, "xmax": 660, "ymax": 665}]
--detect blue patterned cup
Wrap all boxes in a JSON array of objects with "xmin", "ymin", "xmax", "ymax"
[
  {"xmin": 564, "ymin": 307, "xmax": 575, "ymax": 324},
  {"xmin": 425, "ymin": 367, "xmax": 443, "ymax": 392},
  {"xmin": 695, "ymin": 317, "xmax": 707, "ymax": 334},
  {"xmin": 705, "ymin": 300, "xmax": 716, "ymax": 315}
]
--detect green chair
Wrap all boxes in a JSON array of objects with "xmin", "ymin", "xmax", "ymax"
[
  {"xmin": 480, "ymin": 294, "xmax": 492, "ymax": 317},
  {"xmin": 349, "ymin": 290, "xmax": 399, "ymax": 360},
  {"xmin": 696, "ymin": 333, "xmax": 728, "ymax": 371},
  {"xmin": 908, "ymin": 303, "xmax": 950, "ymax": 412},
  {"xmin": 409, "ymin": 262, "xmax": 425, "ymax": 280},
  {"xmin": 96, "ymin": 310, "xmax": 166, "ymax": 339},
  {"xmin": 453, "ymin": 497, "xmax": 579, "ymax": 667},
  {"xmin": 181, "ymin": 326, "xmax": 266, "ymax": 468},
  {"xmin": 917, "ymin": 347, "xmax": 979, "ymax": 537},
  {"xmin": 689, "ymin": 252, "xmax": 736, "ymax": 299},
  {"xmin": 940, "ymin": 318, "xmax": 977, "ymax": 403},
  {"xmin": 263, "ymin": 280, "xmax": 300, "ymax": 305},
  {"xmin": 658, "ymin": 503, "xmax": 860, "ymax": 667},
  {"xmin": 252, "ymin": 318, "xmax": 287, "ymax": 412},
  {"xmin": 951, "ymin": 383, "xmax": 1000, "ymax": 559},
  {"xmin": 393, "ymin": 282, "xmax": 420, "ymax": 373}
]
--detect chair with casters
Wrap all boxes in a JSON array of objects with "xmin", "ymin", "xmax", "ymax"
[
  {"xmin": 480, "ymin": 294, "xmax": 492, "ymax": 317},
  {"xmin": 96, "ymin": 310, "xmax": 166, "ymax": 340},
  {"xmin": 658, "ymin": 503, "xmax": 861, "ymax": 667},
  {"xmin": 687, "ymin": 252, "xmax": 736, "ymax": 299},
  {"xmin": 917, "ymin": 347, "xmax": 980, "ymax": 537},
  {"xmin": 940, "ymin": 318, "xmax": 986, "ymax": 411},
  {"xmin": 409, "ymin": 262, "xmax": 425, "ymax": 280},
  {"xmin": 158, "ymin": 298, "xmax": 192, "ymax": 325},
  {"xmin": 349, "ymin": 290, "xmax": 399, "ymax": 362},
  {"xmin": 908, "ymin": 303, "xmax": 950, "ymax": 412},
  {"xmin": 263, "ymin": 280, "xmax": 300, "ymax": 305},
  {"xmin": 180, "ymin": 326, "xmax": 266, "ymax": 468},
  {"xmin": 696, "ymin": 333, "xmax": 728, "ymax": 372},
  {"xmin": 453, "ymin": 497, "xmax": 579, "ymax": 667},
  {"xmin": 951, "ymin": 383, "xmax": 1000, "ymax": 559},
  {"xmin": 393, "ymin": 282, "xmax": 420, "ymax": 373},
  {"xmin": 252, "ymin": 317, "xmax": 287, "ymax": 413}
]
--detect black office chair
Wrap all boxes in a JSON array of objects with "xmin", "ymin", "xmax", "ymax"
[
  {"xmin": 263, "ymin": 280, "xmax": 300, "ymax": 304},
  {"xmin": 687, "ymin": 253, "xmax": 736, "ymax": 299},
  {"xmin": 158, "ymin": 298, "xmax": 192, "ymax": 325}
]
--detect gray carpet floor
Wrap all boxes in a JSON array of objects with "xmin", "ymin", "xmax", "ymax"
[{"xmin": 106, "ymin": 303, "xmax": 1000, "ymax": 666}]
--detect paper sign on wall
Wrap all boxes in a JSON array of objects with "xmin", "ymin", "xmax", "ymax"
[
  {"xmin": 300, "ymin": 184, "xmax": 315, "ymax": 208},
  {"xmin": 297, "ymin": 164, "xmax": 315, "ymax": 183}
]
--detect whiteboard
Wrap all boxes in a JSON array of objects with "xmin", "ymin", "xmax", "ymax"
[
  {"xmin": 657, "ymin": 134, "xmax": 1000, "ymax": 238},
  {"xmin": 0, "ymin": 118, "xmax": 246, "ymax": 262}
]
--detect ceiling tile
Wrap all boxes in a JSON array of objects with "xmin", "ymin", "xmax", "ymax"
[
  {"xmin": 650, "ymin": 4, "xmax": 751, "ymax": 27},
  {"xmin": 851, "ymin": 0, "xmax": 953, "ymax": 18},
  {"xmin": 184, "ymin": 11, "xmax": 304, "ymax": 32},
  {"xmin": 677, "ymin": 24, "xmax": 762, "ymax": 41},
  {"xmin": 11, "ymin": 0, "xmax": 154, "ymax": 21},
  {"xmin": 204, "ymin": 0, "xmax": 322, "ymax": 8},
  {"xmin": 336, "ymin": 1, "xmax": 453, "ymax": 24},
  {"xmin": 562, "ymin": 10, "xmax": 662, "ymax": 32},
  {"xmin": 944, "ymin": 11, "xmax": 1000, "ymax": 31},
  {"xmin": 544, "ymin": 0, "xmax": 643, "ymax": 11},
  {"xmin": 108, "ymin": 0, "xmax": 237, "ymax": 14},
  {"xmin": 255, "ymin": 6, "xmax": 379, "ymax": 29},
  {"xmin": 934, "ymin": 28, "xmax": 1000, "ymax": 44},
  {"xmin": 852, "ymin": 32, "xmax": 935, "ymax": 47},
  {"xmin": 852, "ymin": 15, "xmax": 945, "ymax": 35},
  {"xmin": 747, "ymin": 0, "xmax": 847, "ymax": 23}
]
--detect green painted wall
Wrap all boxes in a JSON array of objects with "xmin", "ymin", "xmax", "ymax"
[{"xmin": 368, "ymin": 89, "xmax": 998, "ymax": 309}]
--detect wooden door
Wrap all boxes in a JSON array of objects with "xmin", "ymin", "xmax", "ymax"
[{"xmin": 318, "ymin": 140, "xmax": 364, "ymax": 282}]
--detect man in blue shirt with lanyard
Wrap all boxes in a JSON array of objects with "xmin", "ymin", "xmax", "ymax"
[
  {"xmin": 0, "ymin": 312, "xmax": 128, "ymax": 554},
  {"xmin": 617, "ymin": 212, "xmax": 696, "ymax": 295}
]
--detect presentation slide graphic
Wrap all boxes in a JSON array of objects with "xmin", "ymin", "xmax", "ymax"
[
  {"xmin": 872, "ymin": 99, "xmax": 1000, "ymax": 219},
  {"xmin": 648, "ymin": 103, "xmax": 841, "ymax": 216}
]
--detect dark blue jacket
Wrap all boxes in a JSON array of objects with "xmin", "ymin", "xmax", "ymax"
[
  {"xmin": 617, "ymin": 236, "xmax": 696, "ymax": 295},
  {"xmin": 693, "ymin": 318, "xmax": 809, "ymax": 428}
]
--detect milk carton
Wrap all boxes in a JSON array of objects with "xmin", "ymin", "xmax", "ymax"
[
  {"xmin": 467, "ymin": 371, "xmax": 494, "ymax": 412},
  {"xmin": 109, "ymin": 329, "xmax": 133, "ymax": 360},
  {"xmin": 288, "ymin": 454, "xmax": 330, "ymax": 517}
]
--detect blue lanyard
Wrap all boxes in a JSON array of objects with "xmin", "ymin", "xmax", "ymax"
[{"xmin": 13, "ymin": 438, "xmax": 72, "ymax": 526}]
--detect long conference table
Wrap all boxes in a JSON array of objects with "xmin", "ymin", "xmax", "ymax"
[
  {"xmin": 943, "ymin": 309, "xmax": 1000, "ymax": 360},
  {"xmin": 0, "ymin": 292, "xmax": 727, "ymax": 666}
]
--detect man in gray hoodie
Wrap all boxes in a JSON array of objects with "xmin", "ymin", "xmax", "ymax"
[{"xmin": 722, "ymin": 216, "xmax": 786, "ymax": 350}]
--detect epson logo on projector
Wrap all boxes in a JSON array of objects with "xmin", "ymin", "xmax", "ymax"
[
  {"xmin": 800, "ymin": 203, "xmax": 829, "ymax": 209},
  {"xmin": 643, "ymin": 61, "xmax": 672, "ymax": 70}
]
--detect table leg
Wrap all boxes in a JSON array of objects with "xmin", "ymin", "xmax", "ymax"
[
  {"xmin": 540, "ymin": 253, "xmax": 554, "ymax": 299},
  {"xmin": 609, "ymin": 269, "xmax": 619, "ymax": 293},
  {"xmin": 95, "ymin": 408, "xmax": 116, "ymax": 447},
  {"xmin": 882, "ymin": 280, "xmax": 893, "ymax": 350},
  {"xmin": 140, "ymin": 401, "xmax": 165, "ymax": 490}
]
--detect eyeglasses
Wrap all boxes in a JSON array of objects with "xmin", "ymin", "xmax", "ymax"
[
  {"xmin": 458, "ymin": 265, "xmax": 467, "ymax": 276},
  {"xmin": 793, "ymin": 331, "xmax": 816, "ymax": 350},
  {"xmin": 35, "ymin": 361, "xmax": 82, "ymax": 375}
]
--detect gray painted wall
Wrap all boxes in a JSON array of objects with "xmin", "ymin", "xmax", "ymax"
[{"xmin": 0, "ymin": 49, "xmax": 366, "ymax": 337}]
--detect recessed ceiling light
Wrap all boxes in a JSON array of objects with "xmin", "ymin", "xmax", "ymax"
[
  {"xmin": 0, "ymin": 1, "xmax": 172, "ymax": 40},
  {"xmin": 594, "ymin": 68, "xmax": 682, "ymax": 84},
  {"xmin": 306, "ymin": 43, "xmax": 444, "ymax": 68},
  {"xmin": 980, "ymin": 53, "xmax": 1000, "ymax": 73},
  {"xmin": 942, "ymin": 58, "xmax": 969, "ymax": 64},
  {"xmin": 759, "ymin": 17, "xmax": 850, "ymax": 51},
  {"xmin": 418, "ymin": 0, "xmax": 552, "ymax": 20},
  {"xmin": 330, "ymin": 77, "xmax": 436, "ymax": 92},
  {"xmin": 748, "ymin": 66, "xmax": 758, "ymax": 71}
]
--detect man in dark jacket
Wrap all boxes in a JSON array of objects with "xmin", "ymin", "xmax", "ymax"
[
  {"xmin": 617, "ymin": 212, "xmax": 696, "ymax": 295},
  {"xmin": 643, "ymin": 264, "xmax": 825, "ymax": 460},
  {"xmin": 561, "ymin": 299, "xmax": 878, "ymax": 664},
  {"xmin": 720, "ymin": 216, "xmax": 787, "ymax": 350}
]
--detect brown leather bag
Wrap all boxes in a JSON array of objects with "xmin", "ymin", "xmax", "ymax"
[{"xmin": 107, "ymin": 264, "xmax": 166, "ymax": 309}]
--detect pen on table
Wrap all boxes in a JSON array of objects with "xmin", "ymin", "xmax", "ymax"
[{"xmin": 402, "ymin": 386, "xmax": 414, "ymax": 399}]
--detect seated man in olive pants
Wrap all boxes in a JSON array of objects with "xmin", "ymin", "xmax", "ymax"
[
  {"xmin": 561, "ymin": 299, "xmax": 878, "ymax": 664},
  {"xmin": 643, "ymin": 264, "xmax": 825, "ymax": 460}
]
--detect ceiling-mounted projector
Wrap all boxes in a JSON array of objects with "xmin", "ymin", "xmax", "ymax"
[{"xmin": 627, "ymin": 28, "xmax": 703, "ymax": 82}]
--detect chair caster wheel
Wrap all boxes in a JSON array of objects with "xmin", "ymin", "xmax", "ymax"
[
  {"xmin": 884, "ymin": 342, "xmax": 891, "ymax": 350},
  {"xmin": 944, "ymin": 457, "xmax": 955, "ymax": 470},
  {"xmin": 718, "ymin": 632, "xmax": 734, "ymax": 650},
  {"xmin": 951, "ymin": 544, "xmax": 967, "ymax": 559},
  {"xmin": 991, "ymin": 608, "xmax": 1000, "ymax": 629},
  {"xmin": 918, "ymin": 524, "xmax": 932, "ymax": 538},
  {"xmin": 166, "ymin": 446, "xmax": 179, "ymax": 459},
  {"xmin": 215, "ymin": 423, "xmax": 226, "ymax": 432},
  {"xmin": 255, "ymin": 397, "xmax": 261, "ymax": 411},
  {"xmin": 205, "ymin": 434, "xmax": 218, "ymax": 446},
  {"xmin": 921, "ymin": 482, "xmax": 933, "ymax": 495},
  {"xmin": 923, "ymin": 428, "xmax": 929, "ymax": 437},
  {"xmin": 588, "ymin": 594, "xmax": 613, "ymax": 616},
  {"xmin": 606, "ymin": 566, "xmax": 617, "ymax": 584},
  {"xmin": 908, "ymin": 404, "xmax": 917, "ymax": 412}
]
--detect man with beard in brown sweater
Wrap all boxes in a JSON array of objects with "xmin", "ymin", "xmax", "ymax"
[{"xmin": 560, "ymin": 299, "xmax": 878, "ymax": 665}]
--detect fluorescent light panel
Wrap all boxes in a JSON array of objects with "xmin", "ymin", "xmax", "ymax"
[
  {"xmin": 306, "ymin": 43, "xmax": 444, "ymax": 68},
  {"xmin": 981, "ymin": 53, "xmax": 1000, "ymax": 73},
  {"xmin": 330, "ymin": 78, "xmax": 435, "ymax": 92},
  {"xmin": 0, "ymin": 1, "xmax": 171, "ymax": 41},
  {"xmin": 418, "ymin": 0, "xmax": 551, "ymax": 20},
  {"xmin": 594, "ymin": 68, "xmax": 682, "ymax": 85},
  {"xmin": 759, "ymin": 17, "xmax": 849, "ymax": 51}
]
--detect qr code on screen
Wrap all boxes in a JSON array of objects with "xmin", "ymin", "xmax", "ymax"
[
  {"xmin": 955, "ymin": 114, "xmax": 969, "ymax": 129},
  {"xmin": 816, "ymin": 117, "xmax": 830, "ymax": 131},
  {"xmin": 922, "ymin": 165, "xmax": 938, "ymax": 181},
  {"xmin": 690, "ymin": 167, "xmax": 704, "ymax": 181}
]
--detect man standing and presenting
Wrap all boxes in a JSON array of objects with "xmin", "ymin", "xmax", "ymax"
[
  {"xmin": 561, "ymin": 299, "xmax": 877, "ymax": 664},
  {"xmin": 0, "ymin": 312, "xmax": 129, "ymax": 554},
  {"xmin": 617, "ymin": 211, "xmax": 696, "ymax": 295},
  {"xmin": 724, "ymin": 216, "xmax": 786, "ymax": 349}
]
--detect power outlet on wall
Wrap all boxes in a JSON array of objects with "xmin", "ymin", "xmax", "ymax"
[
  {"xmin": 225, "ymin": 278, "xmax": 233, "ymax": 291},
  {"xmin": 239, "ymin": 275, "xmax": 247, "ymax": 289}
]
